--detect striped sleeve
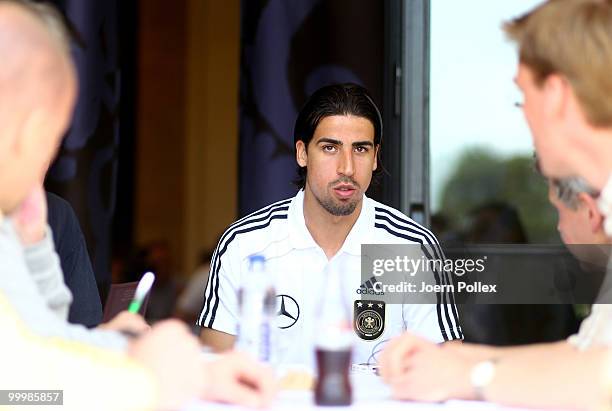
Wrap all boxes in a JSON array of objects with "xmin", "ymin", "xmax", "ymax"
[
  {"xmin": 197, "ymin": 199, "xmax": 291, "ymax": 330},
  {"xmin": 373, "ymin": 206, "xmax": 463, "ymax": 341}
]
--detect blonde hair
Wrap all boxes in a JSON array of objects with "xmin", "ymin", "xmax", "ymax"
[{"xmin": 504, "ymin": 0, "xmax": 612, "ymax": 127}]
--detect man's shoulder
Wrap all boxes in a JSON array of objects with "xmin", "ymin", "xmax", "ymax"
[
  {"xmin": 228, "ymin": 197, "xmax": 293, "ymax": 233},
  {"xmin": 368, "ymin": 198, "xmax": 440, "ymax": 246},
  {"xmin": 217, "ymin": 197, "xmax": 293, "ymax": 254},
  {"xmin": 46, "ymin": 191, "xmax": 77, "ymax": 223},
  {"xmin": 46, "ymin": 191, "xmax": 81, "ymax": 245}
]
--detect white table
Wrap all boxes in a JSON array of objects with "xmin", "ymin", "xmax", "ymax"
[{"xmin": 182, "ymin": 372, "xmax": 567, "ymax": 411}]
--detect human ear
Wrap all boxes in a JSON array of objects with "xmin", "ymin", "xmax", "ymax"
[
  {"xmin": 296, "ymin": 140, "xmax": 307, "ymax": 167},
  {"xmin": 543, "ymin": 74, "xmax": 569, "ymax": 122},
  {"xmin": 373, "ymin": 145, "xmax": 380, "ymax": 171},
  {"xmin": 12, "ymin": 109, "xmax": 46, "ymax": 158},
  {"xmin": 579, "ymin": 192, "xmax": 604, "ymax": 233}
]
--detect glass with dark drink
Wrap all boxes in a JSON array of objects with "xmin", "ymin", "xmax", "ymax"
[
  {"xmin": 314, "ymin": 267, "xmax": 353, "ymax": 406},
  {"xmin": 315, "ymin": 348, "xmax": 352, "ymax": 405}
]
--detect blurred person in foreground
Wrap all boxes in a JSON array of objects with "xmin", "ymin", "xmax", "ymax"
[
  {"xmin": 0, "ymin": 1, "xmax": 274, "ymax": 409},
  {"xmin": 379, "ymin": 2, "xmax": 612, "ymax": 408},
  {"xmin": 0, "ymin": 0, "xmax": 147, "ymax": 351},
  {"xmin": 508, "ymin": 0, "xmax": 612, "ymax": 236},
  {"xmin": 380, "ymin": 174, "xmax": 610, "ymax": 410}
]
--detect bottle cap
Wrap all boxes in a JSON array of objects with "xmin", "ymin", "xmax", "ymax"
[{"xmin": 248, "ymin": 254, "xmax": 266, "ymax": 264}]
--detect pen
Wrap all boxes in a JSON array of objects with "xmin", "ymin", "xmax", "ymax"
[{"xmin": 128, "ymin": 271, "xmax": 155, "ymax": 314}]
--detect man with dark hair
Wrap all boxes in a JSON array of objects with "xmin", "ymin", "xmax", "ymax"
[
  {"xmin": 293, "ymin": 83, "xmax": 383, "ymax": 191},
  {"xmin": 199, "ymin": 83, "xmax": 462, "ymax": 366}
]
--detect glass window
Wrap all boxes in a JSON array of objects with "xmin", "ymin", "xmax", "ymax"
[{"xmin": 429, "ymin": 0, "xmax": 558, "ymax": 244}]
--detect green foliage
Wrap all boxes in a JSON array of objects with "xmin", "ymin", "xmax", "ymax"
[{"xmin": 438, "ymin": 148, "xmax": 559, "ymax": 243}]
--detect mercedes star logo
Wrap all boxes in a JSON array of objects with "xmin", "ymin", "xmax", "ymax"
[{"xmin": 276, "ymin": 294, "xmax": 300, "ymax": 329}]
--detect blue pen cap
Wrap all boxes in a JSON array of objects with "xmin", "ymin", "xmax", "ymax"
[{"xmin": 248, "ymin": 254, "xmax": 265, "ymax": 264}]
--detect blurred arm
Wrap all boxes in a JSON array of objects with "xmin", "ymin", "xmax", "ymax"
[
  {"xmin": 484, "ymin": 344, "xmax": 605, "ymax": 410},
  {"xmin": 200, "ymin": 327, "xmax": 235, "ymax": 352},
  {"xmin": 447, "ymin": 339, "xmax": 570, "ymax": 361},
  {"xmin": 1, "ymin": 294, "xmax": 157, "ymax": 411}
]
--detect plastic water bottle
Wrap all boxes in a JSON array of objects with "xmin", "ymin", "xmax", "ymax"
[{"xmin": 236, "ymin": 254, "xmax": 276, "ymax": 362}]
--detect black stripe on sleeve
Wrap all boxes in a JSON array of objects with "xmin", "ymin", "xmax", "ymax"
[
  {"xmin": 197, "ymin": 203, "xmax": 289, "ymax": 328},
  {"xmin": 374, "ymin": 214, "xmax": 461, "ymax": 340},
  {"xmin": 373, "ymin": 221, "xmax": 450, "ymax": 341},
  {"xmin": 375, "ymin": 207, "xmax": 463, "ymax": 338}
]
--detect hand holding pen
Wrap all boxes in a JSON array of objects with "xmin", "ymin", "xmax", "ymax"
[{"xmin": 98, "ymin": 272, "xmax": 155, "ymax": 337}]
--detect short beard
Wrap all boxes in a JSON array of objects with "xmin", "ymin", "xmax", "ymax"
[{"xmin": 315, "ymin": 195, "xmax": 358, "ymax": 216}]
